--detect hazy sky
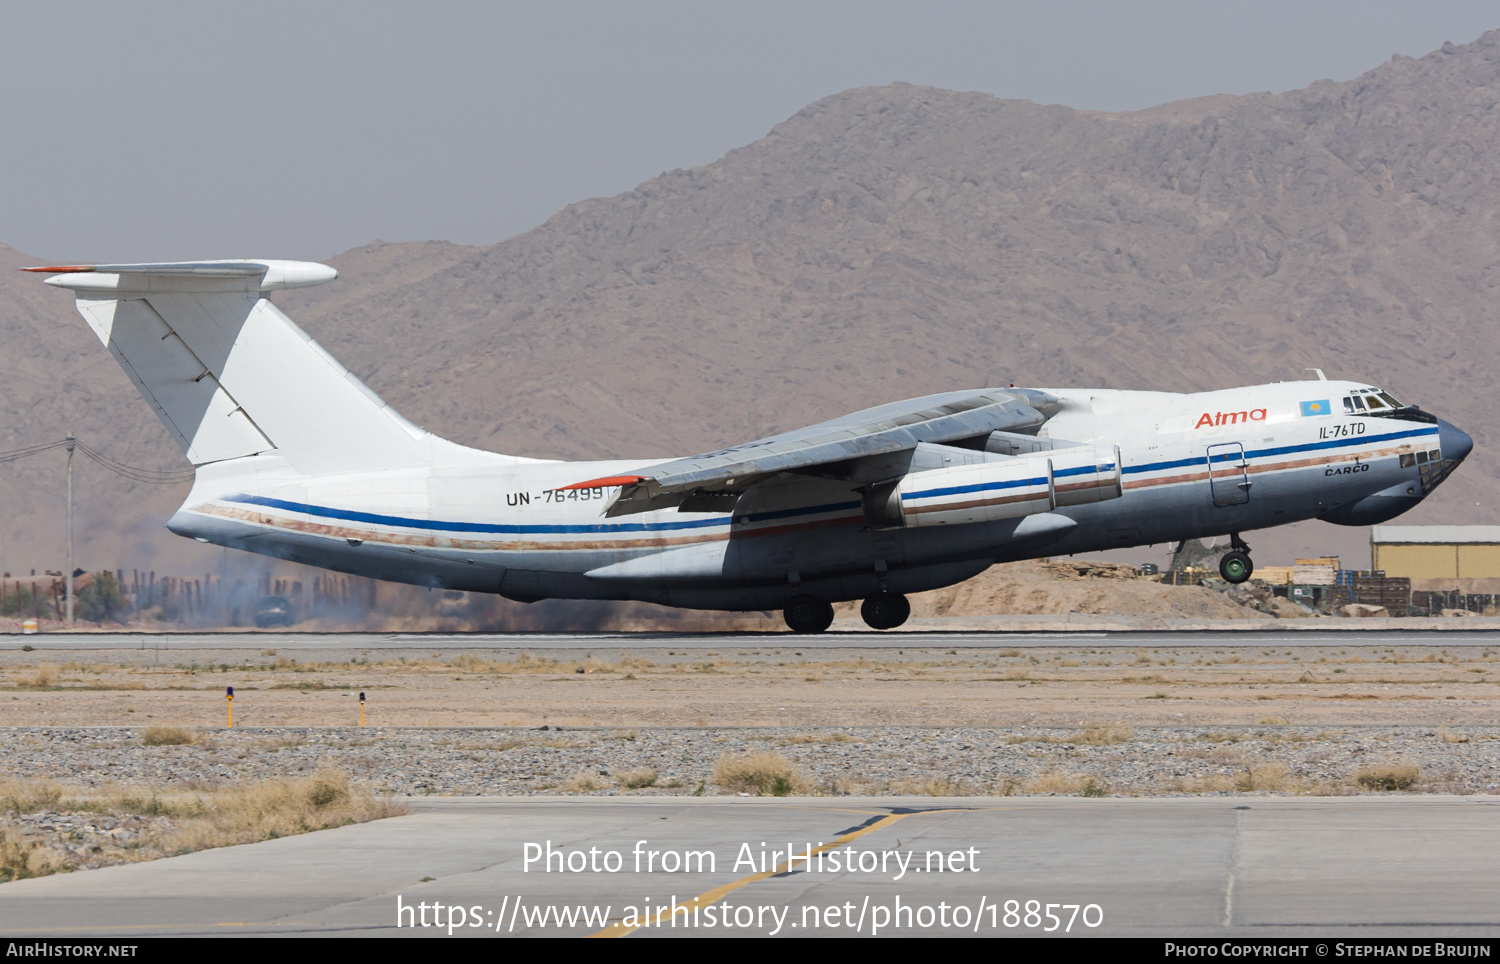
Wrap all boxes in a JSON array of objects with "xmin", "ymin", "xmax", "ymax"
[{"xmin": 2, "ymin": 1, "xmax": 1495, "ymax": 262}]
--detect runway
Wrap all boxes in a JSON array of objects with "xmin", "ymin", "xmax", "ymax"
[
  {"xmin": 1, "ymin": 796, "xmax": 1496, "ymax": 937},
  {"xmin": 5, "ymin": 627, "xmax": 1500, "ymax": 652}
]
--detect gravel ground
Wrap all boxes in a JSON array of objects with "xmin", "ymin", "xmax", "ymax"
[
  {"xmin": 1, "ymin": 809, "xmax": 179, "ymax": 874},
  {"xmin": 3, "ymin": 724, "xmax": 1497, "ymax": 797}
]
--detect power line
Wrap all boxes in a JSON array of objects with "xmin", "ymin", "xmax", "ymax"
[
  {"xmin": 0, "ymin": 439, "xmax": 67, "ymax": 463},
  {"xmin": 0, "ymin": 438, "xmax": 194, "ymax": 483},
  {"xmin": 75, "ymin": 441, "xmax": 196, "ymax": 484}
]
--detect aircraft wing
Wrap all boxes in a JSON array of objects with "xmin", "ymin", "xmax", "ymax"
[{"xmin": 563, "ymin": 388, "xmax": 1058, "ymax": 516}]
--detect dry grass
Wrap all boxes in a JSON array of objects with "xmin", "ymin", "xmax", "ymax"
[
  {"xmin": 1070, "ymin": 725, "xmax": 1134, "ymax": 745},
  {"xmin": 141, "ymin": 726, "xmax": 203, "ymax": 747},
  {"xmin": 1007, "ymin": 725, "xmax": 1133, "ymax": 745},
  {"xmin": 1024, "ymin": 771, "xmax": 1093, "ymax": 794},
  {"xmin": 777, "ymin": 732, "xmax": 861, "ymax": 745},
  {"xmin": 0, "ymin": 779, "xmax": 65, "ymax": 814},
  {"xmin": 558, "ymin": 771, "xmax": 609, "ymax": 793},
  {"xmin": 1168, "ymin": 773, "xmax": 1239, "ymax": 793},
  {"xmin": 0, "ymin": 770, "xmax": 404, "ymax": 883},
  {"xmin": 893, "ymin": 775, "xmax": 975, "ymax": 796},
  {"xmin": 615, "ymin": 768, "xmax": 658, "ymax": 789},
  {"xmin": 441, "ymin": 652, "xmax": 631, "ymax": 676},
  {"xmin": 18, "ymin": 663, "xmax": 59, "ymax": 688},
  {"xmin": 711, "ymin": 751, "xmax": 809, "ymax": 796},
  {"xmin": 1356, "ymin": 765, "xmax": 1421, "ymax": 791},
  {"xmin": 0, "ymin": 829, "xmax": 67, "ymax": 882},
  {"xmin": 1437, "ymin": 727, "xmax": 1471, "ymax": 744},
  {"xmin": 1235, "ymin": 762, "xmax": 1292, "ymax": 792}
]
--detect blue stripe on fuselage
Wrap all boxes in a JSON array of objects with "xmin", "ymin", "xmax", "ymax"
[
  {"xmin": 223, "ymin": 494, "xmax": 860, "ymax": 535},
  {"xmin": 222, "ymin": 426, "xmax": 1433, "ymax": 538},
  {"xmin": 1125, "ymin": 425, "xmax": 1438, "ymax": 476},
  {"xmin": 902, "ymin": 476, "xmax": 1049, "ymax": 502},
  {"xmin": 901, "ymin": 463, "xmax": 1116, "ymax": 501}
]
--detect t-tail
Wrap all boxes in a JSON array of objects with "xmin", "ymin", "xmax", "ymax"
[{"xmin": 27, "ymin": 260, "xmax": 430, "ymax": 475}]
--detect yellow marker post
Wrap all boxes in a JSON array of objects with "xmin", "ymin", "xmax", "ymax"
[
  {"xmin": 226, "ymin": 686, "xmax": 234, "ymax": 727},
  {"xmin": 359, "ymin": 691, "xmax": 366, "ymax": 727}
]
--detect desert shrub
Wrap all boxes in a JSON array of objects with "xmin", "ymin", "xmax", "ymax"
[
  {"xmin": 1356, "ymin": 765, "xmax": 1420, "ymax": 791},
  {"xmin": 893, "ymin": 775, "xmax": 973, "ymax": 796},
  {"xmin": 711, "ymin": 751, "xmax": 809, "ymax": 796},
  {"xmin": 559, "ymin": 771, "xmax": 609, "ymax": 793},
  {"xmin": 616, "ymin": 768, "xmax": 658, "ymax": 789},
  {"xmin": 142, "ymin": 727, "xmax": 202, "ymax": 747},
  {"xmin": 76, "ymin": 572, "xmax": 126, "ymax": 623},
  {"xmin": 1070, "ymin": 725, "xmax": 1134, "ymax": 745}
]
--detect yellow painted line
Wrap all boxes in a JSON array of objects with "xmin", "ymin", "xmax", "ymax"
[{"xmin": 588, "ymin": 808, "xmax": 951, "ymax": 939}]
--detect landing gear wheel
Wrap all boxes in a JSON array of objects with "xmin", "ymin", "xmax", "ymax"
[
  {"xmin": 860, "ymin": 592, "xmax": 911, "ymax": 630},
  {"xmin": 1219, "ymin": 550, "xmax": 1253, "ymax": 584},
  {"xmin": 784, "ymin": 594, "xmax": 835, "ymax": 634}
]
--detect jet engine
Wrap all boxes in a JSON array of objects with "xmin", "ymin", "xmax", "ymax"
[{"xmin": 862, "ymin": 446, "xmax": 1122, "ymax": 529}]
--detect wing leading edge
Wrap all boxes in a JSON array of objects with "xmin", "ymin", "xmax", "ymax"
[{"xmin": 564, "ymin": 389, "xmax": 1059, "ymax": 516}]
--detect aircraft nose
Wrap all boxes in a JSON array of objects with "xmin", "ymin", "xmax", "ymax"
[{"xmin": 1439, "ymin": 418, "xmax": 1473, "ymax": 464}]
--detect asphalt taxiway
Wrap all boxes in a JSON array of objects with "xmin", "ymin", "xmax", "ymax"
[{"xmin": 1, "ymin": 796, "xmax": 1496, "ymax": 937}]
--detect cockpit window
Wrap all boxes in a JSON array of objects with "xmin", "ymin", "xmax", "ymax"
[{"xmin": 1343, "ymin": 390, "xmax": 1425, "ymax": 420}]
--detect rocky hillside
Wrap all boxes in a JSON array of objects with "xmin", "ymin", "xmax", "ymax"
[{"xmin": 4, "ymin": 32, "xmax": 1498, "ymax": 584}]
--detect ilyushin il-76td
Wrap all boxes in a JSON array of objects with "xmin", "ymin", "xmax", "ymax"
[{"xmin": 28, "ymin": 260, "xmax": 1473, "ymax": 632}]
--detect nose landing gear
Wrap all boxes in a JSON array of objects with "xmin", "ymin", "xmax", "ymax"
[
  {"xmin": 860, "ymin": 591, "xmax": 911, "ymax": 630},
  {"xmin": 1219, "ymin": 533, "xmax": 1254, "ymax": 584}
]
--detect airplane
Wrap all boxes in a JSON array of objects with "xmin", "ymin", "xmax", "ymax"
[{"xmin": 26, "ymin": 259, "xmax": 1473, "ymax": 632}]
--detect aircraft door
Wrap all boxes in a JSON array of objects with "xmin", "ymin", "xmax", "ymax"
[{"xmin": 1206, "ymin": 443, "xmax": 1250, "ymax": 507}]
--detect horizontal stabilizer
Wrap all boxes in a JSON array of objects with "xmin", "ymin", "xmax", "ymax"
[{"xmin": 26, "ymin": 260, "xmax": 338, "ymax": 292}]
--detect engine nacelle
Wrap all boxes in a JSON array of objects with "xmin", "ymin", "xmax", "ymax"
[
  {"xmin": 1049, "ymin": 444, "xmax": 1124, "ymax": 507},
  {"xmin": 862, "ymin": 445, "xmax": 1121, "ymax": 528}
]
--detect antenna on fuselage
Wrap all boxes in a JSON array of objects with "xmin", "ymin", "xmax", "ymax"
[{"xmin": 1306, "ymin": 368, "xmax": 1328, "ymax": 381}]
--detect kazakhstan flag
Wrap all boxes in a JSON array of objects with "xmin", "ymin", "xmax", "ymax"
[{"xmin": 1300, "ymin": 399, "xmax": 1331, "ymax": 417}]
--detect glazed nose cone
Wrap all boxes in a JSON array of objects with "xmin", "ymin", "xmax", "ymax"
[{"xmin": 1438, "ymin": 419, "xmax": 1473, "ymax": 465}]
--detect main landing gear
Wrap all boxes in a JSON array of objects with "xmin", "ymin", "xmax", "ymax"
[
  {"xmin": 782, "ymin": 592, "xmax": 912, "ymax": 633},
  {"xmin": 783, "ymin": 595, "xmax": 835, "ymax": 634},
  {"xmin": 860, "ymin": 591, "xmax": 910, "ymax": 630},
  {"xmin": 1219, "ymin": 533, "xmax": 1255, "ymax": 584}
]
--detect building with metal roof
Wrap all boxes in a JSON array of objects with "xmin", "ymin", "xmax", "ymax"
[{"xmin": 1371, "ymin": 526, "xmax": 1500, "ymax": 580}]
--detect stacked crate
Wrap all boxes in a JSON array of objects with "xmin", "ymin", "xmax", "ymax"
[
  {"xmin": 1292, "ymin": 557, "xmax": 1339, "ymax": 586},
  {"xmin": 1334, "ymin": 569, "xmax": 1373, "ymax": 588},
  {"xmin": 1411, "ymin": 590, "xmax": 1497, "ymax": 615},
  {"xmin": 1254, "ymin": 566, "xmax": 1295, "ymax": 586},
  {"xmin": 1352, "ymin": 574, "xmax": 1411, "ymax": 616}
]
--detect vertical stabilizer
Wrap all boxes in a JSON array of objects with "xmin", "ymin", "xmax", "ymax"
[{"xmin": 32, "ymin": 260, "xmax": 428, "ymax": 475}]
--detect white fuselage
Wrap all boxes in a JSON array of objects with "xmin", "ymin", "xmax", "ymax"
[{"xmin": 169, "ymin": 378, "xmax": 1453, "ymax": 612}]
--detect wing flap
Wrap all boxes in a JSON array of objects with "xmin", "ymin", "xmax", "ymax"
[{"xmin": 592, "ymin": 389, "xmax": 1055, "ymax": 516}]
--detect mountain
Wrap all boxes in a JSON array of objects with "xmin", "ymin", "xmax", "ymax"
[{"xmin": 5, "ymin": 31, "xmax": 1499, "ymax": 586}]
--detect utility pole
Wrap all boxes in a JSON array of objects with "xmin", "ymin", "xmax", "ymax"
[{"xmin": 65, "ymin": 434, "xmax": 75, "ymax": 625}]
